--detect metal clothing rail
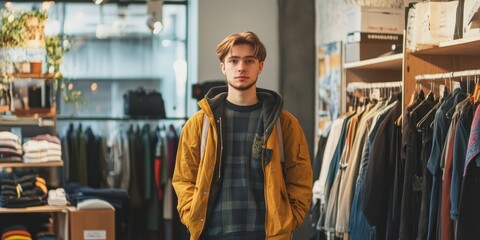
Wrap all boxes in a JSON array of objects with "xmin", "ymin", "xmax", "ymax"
[
  {"xmin": 346, "ymin": 81, "xmax": 403, "ymax": 92},
  {"xmin": 415, "ymin": 69, "xmax": 480, "ymax": 81},
  {"xmin": 56, "ymin": 116, "xmax": 188, "ymax": 121}
]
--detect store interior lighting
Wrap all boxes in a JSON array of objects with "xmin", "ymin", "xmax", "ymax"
[
  {"xmin": 147, "ymin": 0, "xmax": 163, "ymax": 35},
  {"xmin": 93, "ymin": 0, "xmax": 107, "ymax": 5}
]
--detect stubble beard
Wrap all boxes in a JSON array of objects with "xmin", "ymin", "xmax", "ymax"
[{"xmin": 226, "ymin": 78, "xmax": 258, "ymax": 91}]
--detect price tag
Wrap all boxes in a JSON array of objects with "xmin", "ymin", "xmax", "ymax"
[
  {"xmin": 439, "ymin": 85, "xmax": 445, "ymax": 98},
  {"xmin": 84, "ymin": 230, "xmax": 106, "ymax": 240}
]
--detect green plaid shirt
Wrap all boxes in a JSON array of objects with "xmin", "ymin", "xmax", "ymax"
[{"xmin": 205, "ymin": 100, "xmax": 266, "ymax": 239}]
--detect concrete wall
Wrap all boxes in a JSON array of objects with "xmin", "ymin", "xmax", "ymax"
[
  {"xmin": 196, "ymin": 0, "xmax": 279, "ymax": 93},
  {"xmin": 194, "ymin": 1, "xmax": 316, "ymax": 239}
]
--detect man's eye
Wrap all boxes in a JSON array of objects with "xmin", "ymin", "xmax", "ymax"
[
  {"xmin": 246, "ymin": 59, "xmax": 254, "ymax": 64},
  {"xmin": 229, "ymin": 59, "xmax": 238, "ymax": 64}
]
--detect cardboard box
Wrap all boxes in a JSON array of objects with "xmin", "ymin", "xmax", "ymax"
[
  {"xmin": 463, "ymin": 0, "xmax": 480, "ymax": 38},
  {"xmin": 346, "ymin": 6, "xmax": 404, "ymax": 35},
  {"xmin": 345, "ymin": 42, "xmax": 399, "ymax": 63},
  {"xmin": 70, "ymin": 209, "xmax": 115, "ymax": 240},
  {"xmin": 346, "ymin": 32, "xmax": 403, "ymax": 44}
]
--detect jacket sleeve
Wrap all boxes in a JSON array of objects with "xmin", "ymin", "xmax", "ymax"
[
  {"xmin": 172, "ymin": 112, "xmax": 203, "ymax": 229},
  {"xmin": 281, "ymin": 111, "xmax": 313, "ymax": 229}
]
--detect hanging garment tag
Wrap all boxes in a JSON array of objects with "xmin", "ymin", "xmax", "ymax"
[
  {"xmin": 371, "ymin": 89, "xmax": 381, "ymax": 100},
  {"xmin": 452, "ymin": 81, "xmax": 461, "ymax": 90}
]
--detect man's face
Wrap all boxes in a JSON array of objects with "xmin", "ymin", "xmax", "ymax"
[{"xmin": 221, "ymin": 44, "xmax": 264, "ymax": 91}]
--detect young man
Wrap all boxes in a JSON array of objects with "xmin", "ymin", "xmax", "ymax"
[{"xmin": 172, "ymin": 31, "xmax": 312, "ymax": 240}]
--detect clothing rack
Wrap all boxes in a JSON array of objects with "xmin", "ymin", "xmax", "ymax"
[
  {"xmin": 346, "ymin": 81, "xmax": 402, "ymax": 92},
  {"xmin": 56, "ymin": 116, "xmax": 188, "ymax": 121},
  {"xmin": 415, "ymin": 69, "xmax": 480, "ymax": 81}
]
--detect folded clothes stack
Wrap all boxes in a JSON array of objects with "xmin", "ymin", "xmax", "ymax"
[
  {"xmin": 1, "ymin": 225, "xmax": 32, "ymax": 240},
  {"xmin": 0, "ymin": 175, "xmax": 48, "ymax": 208},
  {"xmin": 22, "ymin": 136, "xmax": 61, "ymax": 163},
  {"xmin": 47, "ymin": 188, "xmax": 68, "ymax": 206},
  {"xmin": 0, "ymin": 131, "xmax": 22, "ymax": 163}
]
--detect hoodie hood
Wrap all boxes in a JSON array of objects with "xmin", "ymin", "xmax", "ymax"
[{"xmin": 198, "ymin": 85, "xmax": 283, "ymax": 135}]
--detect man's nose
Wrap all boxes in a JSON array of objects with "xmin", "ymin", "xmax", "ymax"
[{"xmin": 238, "ymin": 61, "xmax": 246, "ymax": 72}]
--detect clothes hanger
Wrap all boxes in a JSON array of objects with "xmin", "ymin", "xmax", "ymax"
[
  {"xmin": 473, "ymin": 73, "xmax": 480, "ymax": 103},
  {"xmin": 416, "ymin": 79, "xmax": 441, "ymax": 130},
  {"xmin": 409, "ymin": 80, "xmax": 435, "ymax": 117}
]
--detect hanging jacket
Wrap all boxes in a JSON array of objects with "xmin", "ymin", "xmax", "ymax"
[{"xmin": 172, "ymin": 86, "xmax": 313, "ymax": 240}]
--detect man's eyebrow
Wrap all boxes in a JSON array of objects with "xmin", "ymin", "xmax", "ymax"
[{"xmin": 227, "ymin": 55, "xmax": 257, "ymax": 59}]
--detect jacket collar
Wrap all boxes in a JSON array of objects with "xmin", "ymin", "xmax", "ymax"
[{"xmin": 198, "ymin": 86, "xmax": 283, "ymax": 134}]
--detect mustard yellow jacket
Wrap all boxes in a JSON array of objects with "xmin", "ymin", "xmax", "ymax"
[{"xmin": 172, "ymin": 87, "xmax": 312, "ymax": 240}]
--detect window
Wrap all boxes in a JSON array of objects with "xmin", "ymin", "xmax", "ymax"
[{"xmin": 3, "ymin": 1, "xmax": 189, "ymax": 119}]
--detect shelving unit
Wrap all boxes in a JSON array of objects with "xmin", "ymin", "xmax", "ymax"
[
  {"xmin": 341, "ymin": 36, "xmax": 480, "ymax": 113},
  {"xmin": 0, "ymin": 161, "xmax": 63, "ymax": 168},
  {"xmin": 0, "ymin": 116, "xmax": 55, "ymax": 126},
  {"xmin": 412, "ymin": 35, "xmax": 480, "ymax": 56},
  {"xmin": 9, "ymin": 73, "xmax": 55, "ymax": 79},
  {"xmin": 344, "ymin": 53, "xmax": 403, "ymax": 70},
  {"xmin": 342, "ymin": 53, "xmax": 404, "ymax": 112},
  {"xmin": 403, "ymin": 37, "xmax": 480, "ymax": 109},
  {"xmin": 0, "ymin": 205, "xmax": 68, "ymax": 213},
  {"xmin": 0, "ymin": 41, "xmax": 66, "ymax": 237}
]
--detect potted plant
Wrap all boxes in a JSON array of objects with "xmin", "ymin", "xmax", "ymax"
[
  {"xmin": 45, "ymin": 35, "xmax": 86, "ymax": 113},
  {"xmin": 0, "ymin": 9, "xmax": 27, "ymax": 75},
  {"xmin": 20, "ymin": 9, "xmax": 48, "ymax": 49},
  {"xmin": 0, "ymin": 9, "xmax": 28, "ymax": 48}
]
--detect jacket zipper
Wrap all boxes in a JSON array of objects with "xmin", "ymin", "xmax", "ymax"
[
  {"xmin": 262, "ymin": 129, "xmax": 268, "ymax": 236},
  {"xmin": 217, "ymin": 117, "xmax": 223, "ymax": 181}
]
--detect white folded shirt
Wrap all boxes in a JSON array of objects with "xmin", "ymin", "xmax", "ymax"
[
  {"xmin": 23, "ymin": 140, "xmax": 49, "ymax": 152},
  {"xmin": 48, "ymin": 188, "xmax": 68, "ymax": 206},
  {"xmin": 0, "ymin": 131, "xmax": 19, "ymax": 142}
]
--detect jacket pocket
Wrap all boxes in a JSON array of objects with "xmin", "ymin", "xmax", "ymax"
[
  {"xmin": 188, "ymin": 186, "xmax": 199, "ymax": 222},
  {"xmin": 298, "ymin": 142, "xmax": 309, "ymax": 160},
  {"xmin": 278, "ymin": 188, "xmax": 290, "ymax": 216}
]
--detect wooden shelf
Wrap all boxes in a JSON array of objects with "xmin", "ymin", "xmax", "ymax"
[
  {"xmin": 0, "ymin": 116, "xmax": 55, "ymax": 127},
  {"xmin": 8, "ymin": 73, "xmax": 55, "ymax": 79},
  {"xmin": 344, "ymin": 53, "xmax": 403, "ymax": 70},
  {"xmin": 13, "ymin": 107, "xmax": 56, "ymax": 119},
  {"xmin": 413, "ymin": 35, "xmax": 480, "ymax": 56},
  {"xmin": 0, "ymin": 161, "xmax": 63, "ymax": 168},
  {"xmin": 0, "ymin": 205, "xmax": 68, "ymax": 213}
]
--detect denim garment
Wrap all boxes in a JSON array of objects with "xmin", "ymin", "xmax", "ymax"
[
  {"xmin": 336, "ymin": 102, "xmax": 381, "ymax": 234},
  {"xmin": 426, "ymin": 88, "xmax": 466, "ymax": 240},
  {"xmin": 450, "ymin": 102, "xmax": 473, "ymax": 220},
  {"xmin": 349, "ymin": 102, "xmax": 393, "ymax": 240}
]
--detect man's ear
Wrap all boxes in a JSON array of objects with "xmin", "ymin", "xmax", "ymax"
[
  {"xmin": 221, "ymin": 62, "xmax": 226, "ymax": 75},
  {"xmin": 258, "ymin": 61, "xmax": 264, "ymax": 74}
]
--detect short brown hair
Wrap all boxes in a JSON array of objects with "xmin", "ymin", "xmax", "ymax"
[{"xmin": 216, "ymin": 31, "xmax": 267, "ymax": 63}]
